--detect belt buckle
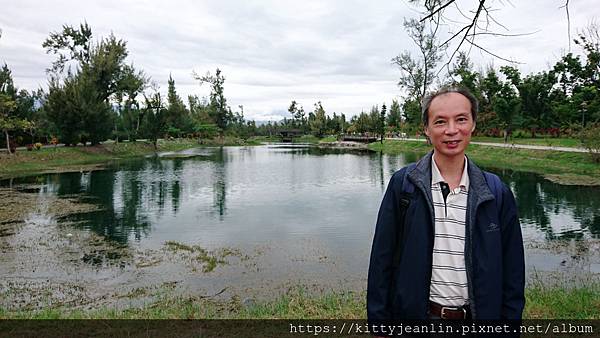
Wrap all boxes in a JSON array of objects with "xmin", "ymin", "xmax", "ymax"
[{"xmin": 440, "ymin": 306, "xmax": 466, "ymax": 319}]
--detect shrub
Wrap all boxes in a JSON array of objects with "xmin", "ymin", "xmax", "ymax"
[
  {"xmin": 579, "ymin": 123, "xmax": 600, "ymax": 163},
  {"xmin": 512, "ymin": 129, "xmax": 529, "ymax": 138}
]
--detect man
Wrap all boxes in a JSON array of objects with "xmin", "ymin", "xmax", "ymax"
[{"xmin": 367, "ymin": 87, "xmax": 525, "ymax": 321}]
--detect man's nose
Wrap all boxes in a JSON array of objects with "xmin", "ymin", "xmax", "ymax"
[{"xmin": 445, "ymin": 121, "xmax": 458, "ymax": 134}]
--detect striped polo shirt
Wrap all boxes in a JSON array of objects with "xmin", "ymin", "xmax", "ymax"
[{"xmin": 429, "ymin": 155, "xmax": 469, "ymax": 307}]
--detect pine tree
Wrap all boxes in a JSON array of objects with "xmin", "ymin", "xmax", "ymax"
[{"xmin": 165, "ymin": 74, "xmax": 189, "ymax": 137}]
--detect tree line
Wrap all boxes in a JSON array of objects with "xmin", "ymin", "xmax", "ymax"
[
  {"xmin": 393, "ymin": 19, "xmax": 600, "ymax": 141},
  {"xmin": 1, "ymin": 21, "xmax": 599, "ymax": 155}
]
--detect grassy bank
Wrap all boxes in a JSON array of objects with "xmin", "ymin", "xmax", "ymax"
[
  {"xmin": 0, "ymin": 138, "xmax": 258, "ymax": 179},
  {"xmin": 369, "ymin": 140, "xmax": 600, "ymax": 186},
  {"xmin": 472, "ymin": 136, "xmax": 582, "ymax": 148},
  {"xmin": 1, "ymin": 284, "xmax": 597, "ymax": 319}
]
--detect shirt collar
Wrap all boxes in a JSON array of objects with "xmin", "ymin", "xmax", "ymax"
[{"xmin": 431, "ymin": 154, "xmax": 469, "ymax": 191}]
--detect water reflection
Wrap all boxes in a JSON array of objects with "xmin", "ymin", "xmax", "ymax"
[
  {"xmin": 213, "ymin": 148, "xmax": 227, "ymax": 219},
  {"xmin": 1, "ymin": 146, "xmax": 599, "ymax": 247},
  {"xmin": 492, "ymin": 168, "xmax": 600, "ymax": 240}
]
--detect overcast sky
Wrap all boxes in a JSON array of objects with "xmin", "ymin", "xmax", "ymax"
[{"xmin": 1, "ymin": 0, "xmax": 598, "ymax": 121}]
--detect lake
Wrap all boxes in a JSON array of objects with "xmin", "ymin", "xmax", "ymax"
[{"xmin": 1, "ymin": 144, "xmax": 599, "ymax": 309}]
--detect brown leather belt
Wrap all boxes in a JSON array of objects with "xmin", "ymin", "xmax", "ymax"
[{"xmin": 429, "ymin": 301, "xmax": 470, "ymax": 319}]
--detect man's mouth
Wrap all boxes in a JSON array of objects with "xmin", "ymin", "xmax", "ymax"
[{"xmin": 443, "ymin": 140, "xmax": 461, "ymax": 145}]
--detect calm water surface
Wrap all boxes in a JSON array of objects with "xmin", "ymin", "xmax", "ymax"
[{"xmin": 2, "ymin": 144, "xmax": 599, "ymax": 291}]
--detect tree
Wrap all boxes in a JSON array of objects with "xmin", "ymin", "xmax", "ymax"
[
  {"xmin": 478, "ymin": 67, "xmax": 503, "ymax": 133},
  {"xmin": 43, "ymin": 23, "xmax": 143, "ymax": 145},
  {"xmin": 379, "ymin": 103, "xmax": 387, "ymax": 143},
  {"xmin": 351, "ymin": 111, "xmax": 372, "ymax": 134},
  {"xmin": 188, "ymin": 95, "xmax": 211, "ymax": 123},
  {"xmin": 499, "ymin": 66, "xmax": 556, "ymax": 137},
  {"xmin": 309, "ymin": 101, "xmax": 327, "ymax": 137},
  {"xmin": 0, "ymin": 92, "xmax": 18, "ymax": 153},
  {"xmin": 288, "ymin": 100, "xmax": 306, "ymax": 130},
  {"xmin": 450, "ymin": 53, "xmax": 482, "ymax": 101},
  {"xmin": 572, "ymin": 24, "xmax": 600, "ymax": 126},
  {"xmin": 339, "ymin": 113, "xmax": 347, "ymax": 134},
  {"xmin": 392, "ymin": 18, "xmax": 445, "ymax": 103},
  {"xmin": 387, "ymin": 99, "xmax": 402, "ymax": 131},
  {"xmin": 165, "ymin": 74, "xmax": 189, "ymax": 137},
  {"xmin": 45, "ymin": 72, "xmax": 113, "ymax": 145},
  {"xmin": 402, "ymin": 98, "xmax": 422, "ymax": 132},
  {"xmin": 194, "ymin": 68, "xmax": 231, "ymax": 137},
  {"xmin": 493, "ymin": 82, "xmax": 521, "ymax": 142},
  {"xmin": 141, "ymin": 92, "xmax": 166, "ymax": 149},
  {"xmin": 407, "ymin": 0, "xmax": 560, "ymax": 65},
  {"xmin": 45, "ymin": 76, "xmax": 80, "ymax": 145},
  {"xmin": 42, "ymin": 22, "xmax": 93, "ymax": 74},
  {"xmin": 0, "ymin": 64, "xmax": 33, "ymax": 153},
  {"xmin": 368, "ymin": 105, "xmax": 381, "ymax": 135},
  {"xmin": 117, "ymin": 65, "xmax": 148, "ymax": 141}
]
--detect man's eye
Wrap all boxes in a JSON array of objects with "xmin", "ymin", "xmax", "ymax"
[{"xmin": 434, "ymin": 120, "xmax": 445, "ymax": 125}]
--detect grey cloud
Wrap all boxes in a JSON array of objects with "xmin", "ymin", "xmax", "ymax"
[{"xmin": 1, "ymin": 0, "xmax": 599, "ymax": 120}]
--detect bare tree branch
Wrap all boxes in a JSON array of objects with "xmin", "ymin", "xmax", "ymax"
[
  {"xmin": 441, "ymin": 0, "xmax": 486, "ymax": 71},
  {"xmin": 441, "ymin": 24, "xmax": 471, "ymax": 47},
  {"xmin": 469, "ymin": 40, "xmax": 524, "ymax": 64},
  {"xmin": 420, "ymin": 0, "xmax": 456, "ymax": 22},
  {"xmin": 559, "ymin": 0, "xmax": 571, "ymax": 52},
  {"xmin": 481, "ymin": 4, "xmax": 509, "ymax": 32},
  {"xmin": 467, "ymin": 30, "xmax": 540, "ymax": 38}
]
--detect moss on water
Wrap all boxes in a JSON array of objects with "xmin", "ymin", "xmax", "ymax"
[{"xmin": 164, "ymin": 241, "xmax": 241, "ymax": 273}]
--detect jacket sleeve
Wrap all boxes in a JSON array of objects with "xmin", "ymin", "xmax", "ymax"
[
  {"xmin": 500, "ymin": 183, "xmax": 526, "ymax": 319},
  {"xmin": 367, "ymin": 170, "xmax": 403, "ymax": 322}
]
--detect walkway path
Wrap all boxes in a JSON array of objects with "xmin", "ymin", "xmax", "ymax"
[{"xmin": 387, "ymin": 138, "xmax": 588, "ymax": 153}]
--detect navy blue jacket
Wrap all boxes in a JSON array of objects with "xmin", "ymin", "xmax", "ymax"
[{"xmin": 367, "ymin": 152, "xmax": 525, "ymax": 320}]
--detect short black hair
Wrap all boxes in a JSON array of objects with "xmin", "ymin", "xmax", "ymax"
[{"xmin": 421, "ymin": 87, "xmax": 478, "ymax": 126}]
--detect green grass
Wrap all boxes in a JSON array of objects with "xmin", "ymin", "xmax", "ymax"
[
  {"xmin": 198, "ymin": 136, "xmax": 263, "ymax": 146},
  {"xmin": 472, "ymin": 136, "xmax": 583, "ymax": 148},
  {"xmin": 369, "ymin": 140, "xmax": 600, "ymax": 185},
  {"xmin": 0, "ymin": 139, "xmax": 196, "ymax": 179},
  {"xmin": 1, "ymin": 284, "xmax": 597, "ymax": 319},
  {"xmin": 318, "ymin": 135, "xmax": 338, "ymax": 143},
  {"xmin": 525, "ymin": 283, "xmax": 600, "ymax": 319}
]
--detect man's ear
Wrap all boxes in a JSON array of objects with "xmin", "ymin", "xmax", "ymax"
[
  {"xmin": 471, "ymin": 122, "xmax": 476, "ymax": 133},
  {"xmin": 424, "ymin": 125, "xmax": 430, "ymax": 137}
]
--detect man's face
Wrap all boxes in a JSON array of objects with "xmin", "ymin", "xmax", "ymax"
[{"xmin": 424, "ymin": 92, "xmax": 475, "ymax": 160}]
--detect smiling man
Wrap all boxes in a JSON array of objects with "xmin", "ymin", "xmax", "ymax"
[{"xmin": 367, "ymin": 87, "xmax": 525, "ymax": 323}]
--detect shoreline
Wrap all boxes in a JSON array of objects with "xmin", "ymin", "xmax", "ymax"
[
  {"xmin": 2, "ymin": 137, "xmax": 598, "ymax": 186},
  {"xmin": 368, "ymin": 140, "xmax": 600, "ymax": 186},
  {"xmin": 0, "ymin": 138, "xmax": 261, "ymax": 180},
  {"xmin": 1, "ymin": 283, "xmax": 598, "ymax": 319}
]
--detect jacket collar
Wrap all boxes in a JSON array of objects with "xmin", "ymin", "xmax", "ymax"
[
  {"xmin": 407, "ymin": 150, "xmax": 494, "ymax": 204},
  {"xmin": 465, "ymin": 155, "xmax": 495, "ymax": 204}
]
